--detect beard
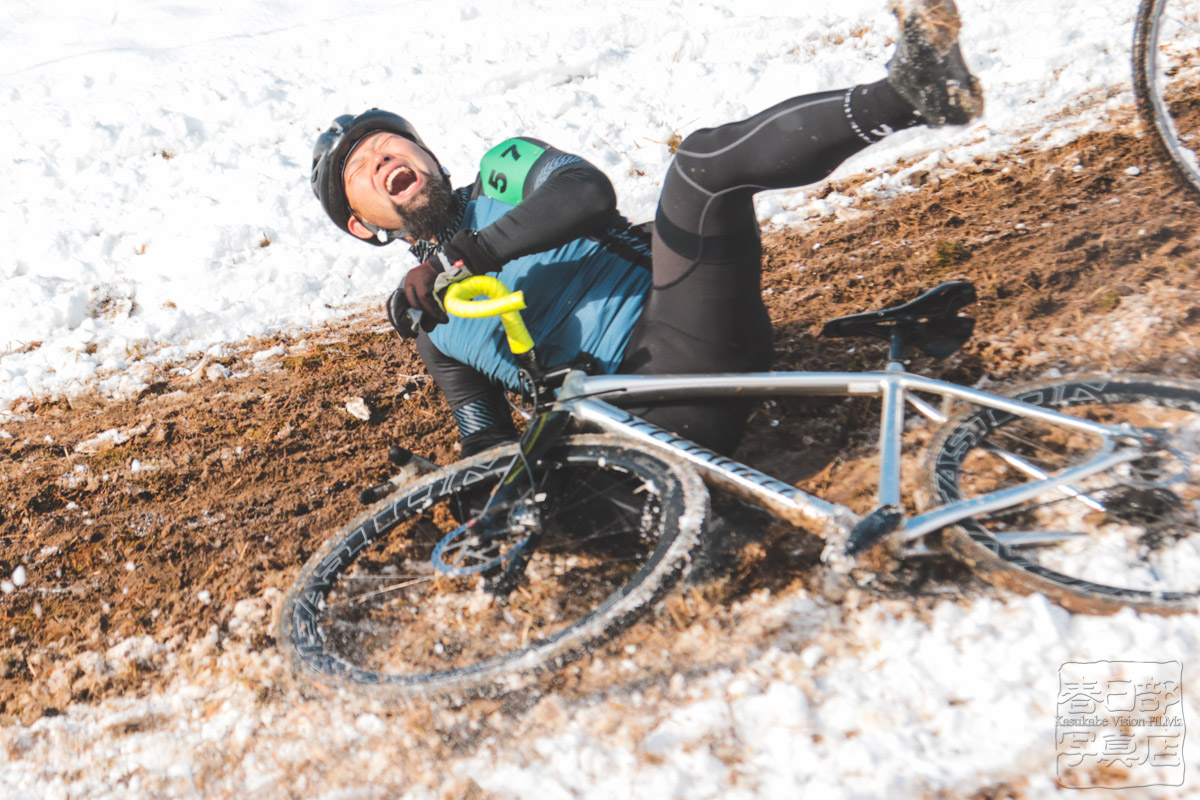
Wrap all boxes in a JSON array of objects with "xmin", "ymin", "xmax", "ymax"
[{"xmin": 393, "ymin": 169, "xmax": 456, "ymax": 241}]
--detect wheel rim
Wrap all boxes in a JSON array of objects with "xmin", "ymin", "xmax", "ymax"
[
  {"xmin": 286, "ymin": 440, "xmax": 702, "ymax": 691},
  {"xmin": 1139, "ymin": 0, "xmax": 1200, "ymax": 194},
  {"xmin": 932, "ymin": 379, "xmax": 1200, "ymax": 606}
]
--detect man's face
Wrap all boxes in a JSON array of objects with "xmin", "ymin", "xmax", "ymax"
[{"xmin": 343, "ymin": 132, "xmax": 451, "ymax": 242}]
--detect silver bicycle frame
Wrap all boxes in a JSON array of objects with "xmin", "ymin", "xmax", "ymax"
[{"xmin": 555, "ymin": 370, "xmax": 1149, "ymax": 546}]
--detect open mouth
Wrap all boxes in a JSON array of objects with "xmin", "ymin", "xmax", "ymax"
[{"xmin": 386, "ymin": 166, "xmax": 418, "ymax": 196}]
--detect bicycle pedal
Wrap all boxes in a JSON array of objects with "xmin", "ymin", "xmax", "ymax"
[
  {"xmin": 844, "ymin": 506, "xmax": 904, "ymax": 556},
  {"xmin": 359, "ymin": 479, "xmax": 398, "ymax": 505},
  {"xmin": 388, "ymin": 446, "xmax": 438, "ymax": 474},
  {"xmin": 358, "ymin": 449, "xmax": 439, "ymax": 505}
]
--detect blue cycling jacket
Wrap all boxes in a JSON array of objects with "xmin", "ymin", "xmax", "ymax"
[{"xmin": 429, "ymin": 193, "xmax": 651, "ymax": 388}]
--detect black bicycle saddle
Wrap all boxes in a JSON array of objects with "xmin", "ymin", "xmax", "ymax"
[{"xmin": 820, "ymin": 281, "xmax": 977, "ymax": 358}]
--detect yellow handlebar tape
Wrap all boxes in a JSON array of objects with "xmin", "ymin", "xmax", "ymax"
[{"xmin": 443, "ymin": 275, "xmax": 535, "ymax": 355}]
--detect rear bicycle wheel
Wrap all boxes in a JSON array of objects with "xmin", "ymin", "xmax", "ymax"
[
  {"xmin": 926, "ymin": 376, "xmax": 1200, "ymax": 613},
  {"xmin": 1134, "ymin": 0, "xmax": 1200, "ymax": 199},
  {"xmin": 279, "ymin": 434, "xmax": 709, "ymax": 700}
]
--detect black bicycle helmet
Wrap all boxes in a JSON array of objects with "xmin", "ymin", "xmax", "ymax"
[{"xmin": 311, "ymin": 109, "xmax": 432, "ymax": 245}]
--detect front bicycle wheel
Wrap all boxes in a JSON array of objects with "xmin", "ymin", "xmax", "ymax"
[
  {"xmin": 926, "ymin": 376, "xmax": 1200, "ymax": 613},
  {"xmin": 1134, "ymin": 0, "xmax": 1200, "ymax": 199},
  {"xmin": 279, "ymin": 434, "xmax": 708, "ymax": 701}
]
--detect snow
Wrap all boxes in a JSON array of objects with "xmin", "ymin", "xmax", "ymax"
[
  {"xmin": 3, "ymin": 589, "xmax": 1199, "ymax": 797},
  {"xmin": 0, "ymin": 0, "xmax": 1139, "ymax": 410},
  {"xmin": 3, "ymin": 0, "xmax": 1193, "ymax": 798},
  {"xmin": 456, "ymin": 594, "xmax": 1198, "ymax": 799}
]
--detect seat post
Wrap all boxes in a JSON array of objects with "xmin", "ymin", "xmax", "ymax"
[{"xmin": 887, "ymin": 327, "xmax": 908, "ymax": 371}]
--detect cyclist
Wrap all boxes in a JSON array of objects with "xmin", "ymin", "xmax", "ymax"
[{"xmin": 311, "ymin": 0, "xmax": 983, "ymax": 457}]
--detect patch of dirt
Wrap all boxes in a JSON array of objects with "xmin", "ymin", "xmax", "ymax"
[{"xmin": 1, "ymin": 121, "xmax": 1198, "ymax": 725}]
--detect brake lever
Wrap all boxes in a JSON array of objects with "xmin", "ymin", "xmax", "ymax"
[{"xmin": 518, "ymin": 353, "xmax": 598, "ymax": 412}]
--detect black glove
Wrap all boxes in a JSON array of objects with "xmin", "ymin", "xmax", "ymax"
[
  {"xmin": 403, "ymin": 260, "xmax": 449, "ymax": 324},
  {"xmin": 443, "ymin": 229, "xmax": 501, "ymax": 274},
  {"xmin": 385, "ymin": 284, "xmax": 427, "ymax": 338}
]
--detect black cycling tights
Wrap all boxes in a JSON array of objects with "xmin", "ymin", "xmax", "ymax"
[{"xmin": 620, "ymin": 79, "xmax": 920, "ymax": 454}]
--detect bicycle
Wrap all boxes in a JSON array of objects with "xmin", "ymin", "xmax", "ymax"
[
  {"xmin": 1134, "ymin": 0, "xmax": 1200, "ymax": 199},
  {"xmin": 279, "ymin": 276, "xmax": 1200, "ymax": 701}
]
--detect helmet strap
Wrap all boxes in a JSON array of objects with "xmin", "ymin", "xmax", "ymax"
[{"xmin": 351, "ymin": 214, "xmax": 407, "ymax": 245}]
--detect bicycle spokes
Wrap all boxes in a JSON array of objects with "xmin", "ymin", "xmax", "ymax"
[{"xmin": 929, "ymin": 378, "xmax": 1200, "ymax": 606}]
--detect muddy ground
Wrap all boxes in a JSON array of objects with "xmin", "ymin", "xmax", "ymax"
[{"xmin": 1, "ymin": 118, "xmax": 1198, "ymax": 729}]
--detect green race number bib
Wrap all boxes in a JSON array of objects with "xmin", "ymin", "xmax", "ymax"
[{"xmin": 479, "ymin": 138, "xmax": 547, "ymax": 205}]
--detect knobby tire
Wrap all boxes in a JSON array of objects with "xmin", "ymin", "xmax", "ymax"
[
  {"xmin": 1134, "ymin": 0, "xmax": 1200, "ymax": 200},
  {"xmin": 279, "ymin": 435, "xmax": 709, "ymax": 702},
  {"xmin": 927, "ymin": 375, "xmax": 1200, "ymax": 614}
]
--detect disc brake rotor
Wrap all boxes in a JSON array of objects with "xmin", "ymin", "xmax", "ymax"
[{"xmin": 431, "ymin": 500, "xmax": 541, "ymax": 576}]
